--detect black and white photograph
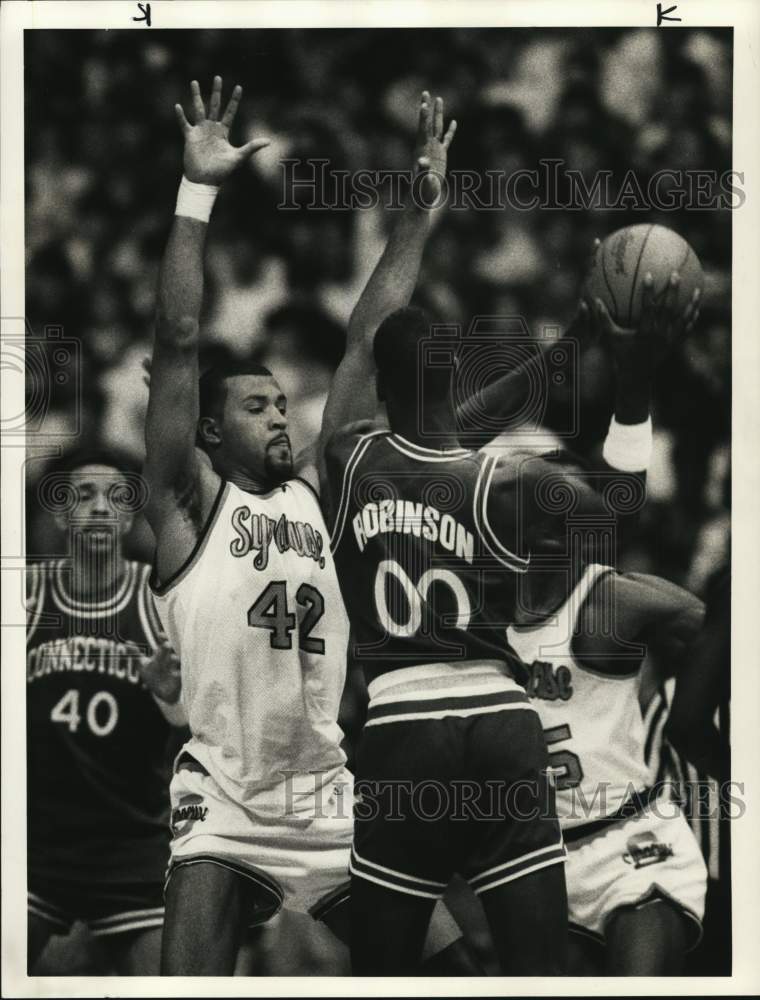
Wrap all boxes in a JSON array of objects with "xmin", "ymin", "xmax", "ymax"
[{"xmin": 1, "ymin": 0, "xmax": 758, "ymax": 993}]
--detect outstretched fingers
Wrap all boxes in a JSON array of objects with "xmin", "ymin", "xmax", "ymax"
[
  {"xmin": 221, "ymin": 83, "xmax": 243, "ymax": 128},
  {"xmin": 683, "ymin": 287, "xmax": 702, "ymax": 335},
  {"xmin": 190, "ymin": 79, "xmax": 206, "ymax": 123},
  {"xmin": 593, "ymin": 297, "xmax": 616, "ymax": 338},
  {"xmin": 208, "ymin": 75, "xmax": 223, "ymax": 121},
  {"xmin": 237, "ymin": 136, "xmax": 271, "ymax": 160},
  {"xmin": 635, "ymin": 272, "xmax": 657, "ymax": 337},
  {"xmin": 662, "ymin": 270, "xmax": 681, "ymax": 316},
  {"xmin": 442, "ymin": 118, "xmax": 457, "ymax": 150},
  {"xmin": 174, "ymin": 103, "xmax": 191, "ymax": 136},
  {"xmin": 433, "ymin": 95, "xmax": 444, "ymax": 140},
  {"xmin": 417, "ymin": 91, "xmax": 432, "ymax": 144}
]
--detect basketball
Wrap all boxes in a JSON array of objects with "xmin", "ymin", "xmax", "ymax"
[{"xmin": 584, "ymin": 224, "xmax": 703, "ymax": 328}]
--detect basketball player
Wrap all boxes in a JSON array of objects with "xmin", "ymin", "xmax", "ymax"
[
  {"xmin": 507, "ymin": 556, "xmax": 708, "ymax": 975},
  {"xmin": 498, "ymin": 276, "xmax": 709, "ymax": 975},
  {"xmin": 325, "ymin": 303, "xmax": 622, "ymax": 975},
  {"xmin": 145, "ymin": 77, "xmax": 472, "ymax": 975},
  {"xmin": 27, "ymin": 450, "xmax": 186, "ymax": 975}
]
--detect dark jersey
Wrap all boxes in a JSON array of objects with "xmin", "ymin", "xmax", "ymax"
[
  {"xmin": 26, "ymin": 559, "xmax": 175, "ymax": 884},
  {"xmin": 328, "ymin": 430, "xmax": 529, "ymax": 685}
]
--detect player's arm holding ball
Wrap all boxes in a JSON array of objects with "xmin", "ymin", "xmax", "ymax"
[
  {"xmin": 585, "ymin": 260, "xmax": 701, "ymax": 471},
  {"xmin": 144, "ymin": 77, "xmax": 270, "ymax": 582},
  {"xmin": 314, "ymin": 92, "xmax": 456, "ymax": 508}
]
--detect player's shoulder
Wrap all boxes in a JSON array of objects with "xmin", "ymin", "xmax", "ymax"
[
  {"xmin": 484, "ymin": 448, "xmax": 550, "ymax": 481},
  {"xmin": 477, "ymin": 449, "xmax": 535, "ymax": 501},
  {"xmin": 325, "ymin": 419, "xmax": 387, "ymax": 467}
]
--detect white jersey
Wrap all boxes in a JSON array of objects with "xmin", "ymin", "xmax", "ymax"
[
  {"xmin": 151, "ymin": 477, "xmax": 349, "ymax": 816},
  {"xmin": 507, "ymin": 564, "xmax": 650, "ymax": 829}
]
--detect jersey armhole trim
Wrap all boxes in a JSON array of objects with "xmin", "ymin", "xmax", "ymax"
[
  {"xmin": 137, "ymin": 564, "xmax": 165, "ymax": 648},
  {"xmin": 329, "ymin": 430, "xmax": 386, "ymax": 550},
  {"xmin": 150, "ymin": 478, "xmax": 230, "ymax": 597},
  {"xmin": 291, "ymin": 475, "xmax": 322, "ymax": 506},
  {"xmin": 474, "ymin": 454, "xmax": 530, "ymax": 573}
]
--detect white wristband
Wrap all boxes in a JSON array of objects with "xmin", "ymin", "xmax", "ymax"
[
  {"xmin": 602, "ymin": 416, "xmax": 653, "ymax": 473},
  {"xmin": 175, "ymin": 176, "xmax": 219, "ymax": 223}
]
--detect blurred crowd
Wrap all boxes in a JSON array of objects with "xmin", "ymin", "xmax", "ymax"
[{"xmin": 25, "ymin": 27, "xmax": 731, "ymax": 592}]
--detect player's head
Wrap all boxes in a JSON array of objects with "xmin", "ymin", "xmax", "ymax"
[
  {"xmin": 373, "ymin": 307, "xmax": 454, "ymax": 417},
  {"xmin": 44, "ymin": 448, "xmax": 140, "ymax": 550},
  {"xmin": 527, "ymin": 448, "xmax": 606, "ymax": 563},
  {"xmin": 197, "ymin": 356, "xmax": 292, "ymax": 485}
]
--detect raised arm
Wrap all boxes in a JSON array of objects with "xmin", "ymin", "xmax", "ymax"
[
  {"xmin": 144, "ymin": 77, "xmax": 269, "ymax": 581},
  {"xmin": 311, "ymin": 92, "xmax": 456, "ymax": 503},
  {"xmin": 456, "ymin": 246, "xmax": 701, "ymax": 449}
]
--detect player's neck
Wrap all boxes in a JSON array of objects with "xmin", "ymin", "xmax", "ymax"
[
  {"xmin": 69, "ymin": 549, "xmax": 127, "ymax": 601},
  {"xmin": 388, "ymin": 402, "xmax": 461, "ymax": 451},
  {"xmin": 226, "ymin": 469, "xmax": 285, "ymax": 495}
]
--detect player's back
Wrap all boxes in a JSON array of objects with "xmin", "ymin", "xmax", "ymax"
[
  {"xmin": 330, "ymin": 428, "xmax": 567, "ymax": 914},
  {"xmin": 26, "ymin": 559, "xmax": 175, "ymax": 883},
  {"xmin": 150, "ymin": 476, "xmax": 349, "ymax": 815},
  {"xmin": 329, "ymin": 429, "xmax": 530, "ymax": 688}
]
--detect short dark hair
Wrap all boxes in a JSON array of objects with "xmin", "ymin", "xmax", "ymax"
[
  {"xmin": 45, "ymin": 447, "xmax": 140, "ymax": 478},
  {"xmin": 373, "ymin": 306, "xmax": 451, "ymax": 402},
  {"xmin": 539, "ymin": 448, "xmax": 597, "ymax": 476},
  {"xmin": 198, "ymin": 346, "xmax": 274, "ymax": 422}
]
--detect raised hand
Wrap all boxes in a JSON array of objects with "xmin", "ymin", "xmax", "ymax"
[
  {"xmin": 175, "ymin": 76, "xmax": 270, "ymax": 185},
  {"xmin": 579, "ymin": 266, "xmax": 701, "ymax": 372},
  {"xmin": 414, "ymin": 91, "xmax": 457, "ymax": 207}
]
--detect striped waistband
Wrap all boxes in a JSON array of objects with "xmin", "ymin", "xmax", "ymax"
[
  {"xmin": 365, "ymin": 662, "xmax": 532, "ymax": 728},
  {"xmin": 563, "ymin": 786, "xmax": 662, "ymax": 845}
]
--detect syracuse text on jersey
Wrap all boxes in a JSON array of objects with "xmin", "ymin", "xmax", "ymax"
[{"xmin": 229, "ymin": 504, "xmax": 326, "ymax": 571}]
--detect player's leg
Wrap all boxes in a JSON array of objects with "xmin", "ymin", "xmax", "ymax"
[
  {"xmin": 605, "ymin": 898, "xmax": 690, "ymax": 975},
  {"xmin": 479, "ymin": 860, "xmax": 569, "ymax": 975},
  {"xmin": 348, "ymin": 719, "xmax": 458, "ymax": 974},
  {"xmin": 100, "ymin": 926, "xmax": 162, "ymax": 976},
  {"xmin": 27, "ymin": 887, "xmax": 73, "ymax": 972},
  {"xmin": 465, "ymin": 709, "xmax": 569, "ymax": 975},
  {"xmin": 161, "ymin": 861, "xmax": 248, "ymax": 975},
  {"xmin": 350, "ymin": 874, "xmax": 437, "ymax": 974},
  {"xmin": 321, "ymin": 891, "xmax": 482, "ymax": 975},
  {"xmin": 417, "ymin": 900, "xmax": 485, "ymax": 975},
  {"xmin": 567, "ymin": 930, "xmax": 604, "ymax": 975},
  {"xmin": 85, "ymin": 880, "xmax": 166, "ymax": 975},
  {"xmin": 27, "ymin": 911, "xmax": 55, "ymax": 971}
]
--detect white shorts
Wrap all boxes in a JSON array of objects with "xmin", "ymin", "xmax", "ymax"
[
  {"xmin": 167, "ymin": 755, "xmax": 353, "ymax": 925},
  {"xmin": 564, "ymin": 803, "xmax": 708, "ymax": 949}
]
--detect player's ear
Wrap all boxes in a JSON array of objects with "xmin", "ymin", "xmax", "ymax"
[
  {"xmin": 119, "ymin": 511, "xmax": 135, "ymax": 536},
  {"xmin": 197, "ymin": 416, "xmax": 222, "ymax": 447},
  {"xmin": 53, "ymin": 510, "xmax": 69, "ymax": 534}
]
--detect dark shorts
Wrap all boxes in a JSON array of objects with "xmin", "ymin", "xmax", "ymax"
[
  {"xmin": 351, "ymin": 705, "xmax": 566, "ymax": 898},
  {"xmin": 28, "ymin": 874, "xmax": 164, "ymax": 937}
]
